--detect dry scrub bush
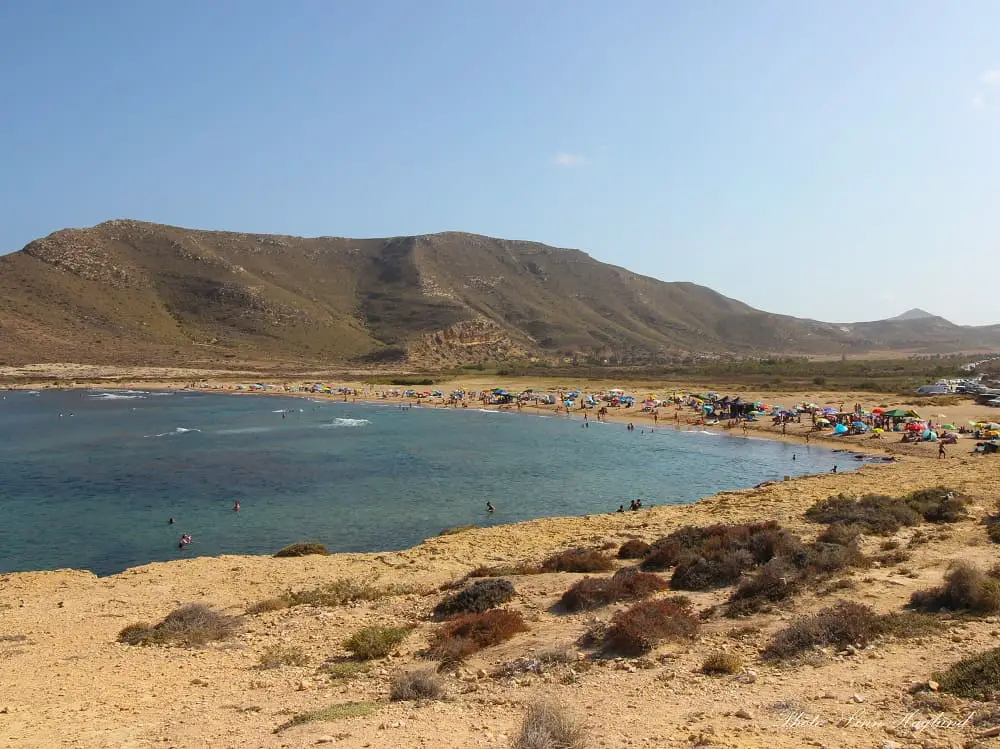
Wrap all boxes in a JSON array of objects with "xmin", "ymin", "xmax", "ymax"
[
  {"xmin": 257, "ymin": 645, "xmax": 309, "ymax": 668},
  {"xmin": 639, "ymin": 522, "xmax": 802, "ymax": 591},
  {"xmin": 343, "ymin": 625, "xmax": 411, "ymax": 660},
  {"xmin": 932, "ymin": 647, "xmax": 1000, "ymax": 700},
  {"xmin": 118, "ymin": 604, "xmax": 239, "ymax": 647},
  {"xmin": 909, "ymin": 562, "xmax": 1000, "ymax": 614},
  {"xmin": 390, "ymin": 668, "xmax": 445, "ymax": 701},
  {"xmin": 617, "ymin": 539, "xmax": 651, "ymax": 560},
  {"xmin": 317, "ymin": 660, "xmax": 369, "ymax": 679},
  {"xmin": 558, "ymin": 569, "xmax": 668, "ymax": 612},
  {"xmin": 273, "ymin": 542, "xmax": 329, "ymax": 557},
  {"xmin": 273, "ymin": 702, "xmax": 378, "ymax": 733},
  {"xmin": 248, "ymin": 577, "xmax": 412, "ymax": 614},
  {"xmin": 433, "ymin": 579, "xmax": 515, "ymax": 620},
  {"xmin": 603, "ymin": 597, "xmax": 699, "ymax": 655},
  {"xmin": 701, "ymin": 652, "xmax": 744, "ymax": 675},
  {"xmin": 514, "ymin": 700, "xmax": 588, "ymax": 749},
  {"xmin": 762, "ymin": 601, "xmax": 934, "ymax": 660},
  {"xmin": 806, "ymin": 488, "xmax": 967, "ymax": 536},
  {"xmin": 541, "ymin": 548, "xmax": 614, "ymax": 573},
  {"xmin": 429, "ymin": 609, "xmax": 529, "ymax": 662},
  {"xmin": 468, "ymin": 563, "xmax": 542, "ymax": 577}
]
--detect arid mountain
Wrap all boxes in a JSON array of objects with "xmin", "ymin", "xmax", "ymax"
[{"xmin": 0, "ymin": 220, "xmax": 997, "ymax": 367}]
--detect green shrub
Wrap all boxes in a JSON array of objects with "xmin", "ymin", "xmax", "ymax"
[
  {"xmin": 343, "ymin": 625, "xmax": 410, "ymax": 660},
  {"xmin": 603, "ymin": 596, "xmax": 700, "ymax": 655},
  {"xmin": 909, "ymin": 562, "xmax": 1000, "ymax": 614},
  {"xmin": 274, "ymin": 542, "xmax": 329, "ymax": 557},
  {"xmin": 701, "ymin": 652, "xmax": 744, "ymax": 675},
  {"xmin": 117, "ymin": 603, "xmax": 239, "ymax": 647},
  {"xmin": 932, "ymin": 647, "xmax": 1000, "ymax": 700},
  {"xmin": 817, "ymin": 523, "xmax": 865, "ymax": 546},
  {"xmin": 389, "ymin": 668, "xmax": 445, "ymax": 701},
  {"xmin": 433, "ymin": 579, "xmax": 515, "ymax": 620},
  {"xmin": 541, "ymin": 548, "xmax": 614, "ymax": 573},
  {"xmin": 617, "ymin": 539, "xmax": 651, "ymax": 559}
]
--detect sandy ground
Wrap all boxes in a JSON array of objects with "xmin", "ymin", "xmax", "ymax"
[{"xmin": 3, "ymin": 374, "xmax": 1000, "ymax": 748}]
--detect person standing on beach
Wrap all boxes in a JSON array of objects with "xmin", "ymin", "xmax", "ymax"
[{"xmin": 939, "ymin": 443, "xmax": 947, "ymax": 459}]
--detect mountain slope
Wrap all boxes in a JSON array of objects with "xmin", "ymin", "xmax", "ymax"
[{"xmin": 0, "ymin": 220, "xmax": 998, "ymax": 366}]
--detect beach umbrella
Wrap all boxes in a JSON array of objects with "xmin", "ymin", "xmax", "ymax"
[
  {"xmin": 815, "ymin": 418, "xmax": 830, "ymax": 425},
  {"xmin": 834, "ymin": 424, "xmax": 848, "ymax": 434},
  {"xmin": 872, "ymin": 407, "xmax": 885, "ymax": 414},
  {"xmin": 942, "ymin": 424, "xmax": 957, "ymax": 431}
]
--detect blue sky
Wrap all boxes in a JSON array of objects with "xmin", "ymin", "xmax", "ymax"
[{"xmin": 1, "ymin": 1, "xmax": 998, "ymax": 325}]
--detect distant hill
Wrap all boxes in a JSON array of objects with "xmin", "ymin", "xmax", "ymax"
[
  {"xmin": 1, "ymin": 220, "xmax": 998, "ymax": 367},
  {"xmin": 892, "ymin": 308, "xmax": 938, "ymax": 321}
]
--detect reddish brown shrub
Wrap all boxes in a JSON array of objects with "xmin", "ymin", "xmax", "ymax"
[
  {"xmin": 603, "ymin": 597, "xmax": 700, "ymax": 655},
  {"xmin": 617, "ymin": 539, "xmax": 651, "ymax": 560},
  {"xmin": 428, "ymin": 609, "xmax": 529, "ymax": 661}
]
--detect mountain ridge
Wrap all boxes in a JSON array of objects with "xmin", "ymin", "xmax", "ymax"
[{"xmin": 0, "ymin": 220, "xmax": 998, "ymax": 367}]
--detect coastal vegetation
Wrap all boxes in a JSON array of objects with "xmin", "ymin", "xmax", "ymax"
[
  {"xmin": 514, "ymin": 700, "xmax": 588, "ymax": 749},
  {"xmin": 600, "ymin": 596, "xmax": 700, "ymax": 655},
  {"xmin": 933, "ymin": 648, "xmax": 1000, "ymax": 700},
  {"xmin": 343, "ymin": 625, "xmax": 411, "ymax": 660},
  {"xmin": 428, "ymin": 609, "xmax": 529, "ymax": 662},
  {"xmin": 273, "ymin": 542, "xmax": 329, "ymax": 557},
  {"xmin": 908, "ymin": 562, "xmax": 1000, "ymax": 614},
  {"xmin": 118, "ymin": 603, "xmax": 239, "ymax": 647},
  {"xmin": 433, "ymin": 579, "xmax": 516, "ymax": 619},
  {"xmin": 389, "ymin": 668, "xmax": 446, "ymax": 701},
  {"xmin": 540, "ymin": 548, "xmax": 614, "ymax": 573},
  {"xmin": 558, "ymin": 569, "xmax": 669, "ymax": 612},
  {"xmin": 615, "ymin": 539, "xmax": 651, "ymax": 559},
  {"xmin": 273, "ymin": 702, "xmax": 379, "ymax": 734},
  {"xmin": 246, "ymin": 577, "xmax": 415, "ymax": 615}
]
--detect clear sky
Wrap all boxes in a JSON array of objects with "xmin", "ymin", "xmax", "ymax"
[{"xmin": 1, "ymin": 1, "xmax": 998, "ymax": 325}]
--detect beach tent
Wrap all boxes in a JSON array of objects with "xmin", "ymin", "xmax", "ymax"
[
  {"xmin": 884, "ymin": 409, "xmax": 920, "ymax": 419},
  {"xmin": 834, "ymin": 424, "xmax": 848, "ymax": 434}
]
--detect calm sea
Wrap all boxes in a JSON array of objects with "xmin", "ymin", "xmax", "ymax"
[{"xmin": 0, "ymin": 390, "xmax": 864, "ymax": 576}]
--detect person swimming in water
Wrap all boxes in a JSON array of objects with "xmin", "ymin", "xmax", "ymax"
[
  {"xmin": 178, "ymin": 533, "xmax": 192, "ymax": 550},
  {"xmin": 486, "ymin": 501, "xmax": 495, "ymax": 513},
  {"xmin": 234, "ymin": 500, "xmax": 241, "ymax": 512}
]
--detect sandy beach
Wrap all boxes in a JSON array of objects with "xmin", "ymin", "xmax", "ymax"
[{"xmin": 3, "ymin": 371, "xmax": 1000, "ymax": 748}]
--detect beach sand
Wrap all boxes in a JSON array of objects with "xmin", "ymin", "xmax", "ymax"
[{"xmin": 3, "ymin": 372, "xmax": 1000, "ymax": 747}]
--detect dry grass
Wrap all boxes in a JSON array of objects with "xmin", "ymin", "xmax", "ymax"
[
  {"xmin": 514, "ymin": 700, "xmax": 588, "ymax": 749},
  {"xmin": 389, "ymin": 668, "xmax": 445, "ymax": 701},
  {"xmin": 701, "ymin": 652, "xmax": 744, "ymax": 675},
  {"xmin": 343, "ymin": 625, "xmax": 411, "ymax": 660},
  {"xmin": 247, "ymin": 577, "xmax": 414, "ymax": 615},
  {"xmin": 257, "ymin": 645, "xmax": 309, "ymax": 669},
  {"xmin": 273, "ymin": 702, "xmax": 379, "ymax": 733},
  {"xmin": 118, "ymin": 604, "xmax": 239, "ymax": 647},
  {"xmin": 468, "ymin": 562, "xmax": 542, "ymax": 577}
]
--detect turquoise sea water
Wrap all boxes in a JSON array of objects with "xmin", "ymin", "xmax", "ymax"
[{"xmin": 0, "ymin": 390, "xmax": 869, "ymax": 576}]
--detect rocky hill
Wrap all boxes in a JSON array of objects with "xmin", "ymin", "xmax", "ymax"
[{"xmin": 0, "ymin": 220, "xmax": 997, "ymax": 366}]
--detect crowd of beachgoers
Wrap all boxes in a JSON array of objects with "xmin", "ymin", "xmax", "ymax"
[{"xmin": 186, "ymin": 380, "xmax": 1000, "ymax": 458}]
